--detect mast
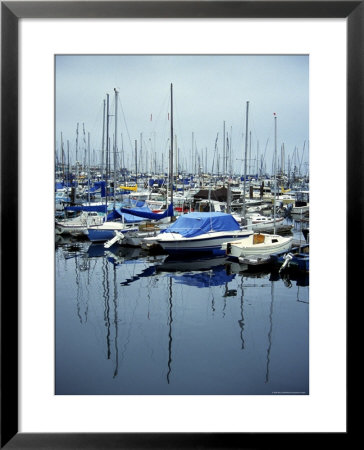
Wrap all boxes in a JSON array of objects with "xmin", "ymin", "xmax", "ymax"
[
  {"xmin": 249, "ymin": 131, "xmax": 252, "ymax": 193},
  {"xmin": 67, "ymin": 140, "xmax": 70, "ymax": 188},
  {"xmin": 273, "ymin": 113, "xmax": 278, "ymax": 234},
  {"xmin": 191, "ymin": 132, "xmax": 194, "ymax": 174},
  {"xmin": 82, "ymin": 123, "xmax": 86, "ymax": 169},
  {"xmin": 170, "ymin": 83, "xmax": 174, "ymax": 210},
  {"xmin": 223, "ymin": 120, "xmax": 226, "ymax": 177},
  {"xmin": 101, "ymin": 99, "xmax": 106, "ymax": 181},
  {"xmin": 140, "ymin": 132, "xmax": 143, "ymax": 175},
  {"xmin": 87, "ymin": 132, "xmax": 91, "ymax": 204},
  {"xmin": 135, "ymin": 140, "xmax": 138, "ymax": 187},
  {"xmin": 230, "ymin": 125, "xmax": 233, "ymax": 176},
  {"xmin": 114, "ymin": 88, "xmax": 119, "ymax": 209},
  {"xmin": 242, "ymin": 101, "xmax": 249, "ymax": 218},
  {"xmin": 75, "ymin": 123, "xmax": 79, "ymax": 167},
  {"xmin": 105, "ymin": 93, "xmax": 110, "ymax": 218},
  {"xmin": 175, "ymin": 134, "xmax": 178, "ymax": 179},
  {"xmin": 60, "ymin": 132, "xmax": 64, "ymax": 183}
]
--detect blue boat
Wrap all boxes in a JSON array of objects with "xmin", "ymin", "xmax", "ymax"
[
  {"xmin": 87, "ymin": 204, "xmax": 174, "ymax": 243},
  {"xmin": 271, "ymin": 245, "xmax": 309, "ymax": 273},
  {"xmin": 150, "ymin": 212, "xmax": 253, "ymax": 256},
  {"xmin": 87, "ymin": 222, "xmax": 139, "ymax": 243}
]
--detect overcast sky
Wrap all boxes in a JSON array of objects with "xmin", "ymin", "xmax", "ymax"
[{"xmin": 55, "ymin": 54, "xmax": 309, "ymax": 176}]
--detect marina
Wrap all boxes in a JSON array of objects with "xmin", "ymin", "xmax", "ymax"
[
  {"xmin": 56, "ymin": 217, "xmax": 309, "ymax": 395},
  {"xmin": 56, "ymin": 197, "xmax": 309, "ymax": 395},
  {"xmin": 55, "ymin": 54, "xmax": 309, "ymax": 395}
]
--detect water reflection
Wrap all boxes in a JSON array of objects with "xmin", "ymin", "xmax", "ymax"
[
  {"xmin": 56, "ymin": 240, "xmax": 309, "ymax": 394},
  {"xmin": 157, "ymin": 256, "xmax": 236, "ymax": 288},
  {"xmin": 266, "ymin": 280, "xmax": 275, "ymax": 384}
]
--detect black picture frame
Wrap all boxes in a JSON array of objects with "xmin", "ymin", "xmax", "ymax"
[{"xmin": 1, "ymin": 1, "xmax": 356, "ymax": 448}]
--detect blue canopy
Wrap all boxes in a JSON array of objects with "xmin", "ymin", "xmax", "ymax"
[
  {"xmin": 65, "ymin": 204, "xmax": 108, "ymax": 213},
  {"xmin": 89, "ymin": 181, "xmax": 106, "ymax": 196},
  {"xmin": 106, "ymin": 207, "xmax": 147, "ymax": 223},
  {"xmin": 106, "ymin": 204, "xmax": 173, "ymax": 223},
  {"xmin": 160, "ymin": 212, "xmax": 240, "ymax": 238},
  {"xmin": 118, "ymin": 203, "xmax": 174, "ymax": 221}
]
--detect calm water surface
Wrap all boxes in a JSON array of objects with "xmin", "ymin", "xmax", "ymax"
[{"xmin": 55, "ymin": 223, "xmax": 309, "ymax": 395}]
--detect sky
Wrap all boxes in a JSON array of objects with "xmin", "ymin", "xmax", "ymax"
[{"xmin": 55, "ymin": 54, "xmax": 309, "ymax": 177}]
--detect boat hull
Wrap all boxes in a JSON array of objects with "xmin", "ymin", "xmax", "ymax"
[
  {"xmin": 291, "ymin": 206, "xmax": 309, "ymax": 215},
  {"xmin": 55, "ymin": 224, "xmax": 88, "ymax": 236},
  {"xmin": 156, "ymin": 231, "xmax": 253, "ymax": 256},
  {"xmin": 272, "ymin": 252, "xmax": 309, "ymax": 272},
  {"xmin": 87, "ymin": 223, "xmax": 138, "ymax": 242},
  {"xmin": 226, "ymin": 234, "xmax": 293, "ymax": 259}
]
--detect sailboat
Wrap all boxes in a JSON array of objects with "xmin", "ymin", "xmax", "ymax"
[
  {"xmin": 225, "ymin": 112, "xmax": 293, "ymax": 263},
  {"xmin": 146, "ymin": 211, "xmax": 253, "ymax": 256},
  {"xmin": 86, "ymin": 89, "xmax": 139, "ymax": 242},
  {"xmin": 225, "ymin": 232, "xmax": 293, "ymax": 259},
  {"xmin": 55, "ymin": 210, "xmax": 105, "ymax": 235}
]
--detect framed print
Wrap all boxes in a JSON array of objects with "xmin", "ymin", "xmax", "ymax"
[{"xmin": 1, "ymin": 1, "xmax": 357, "ymax": 448}]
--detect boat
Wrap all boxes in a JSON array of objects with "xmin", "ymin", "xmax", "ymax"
[
  {"xmin": 122, "ymin": 223, "xmax": 169, "ymax": 247},
  {"xmin": 245, "ymin": 213, "xmax": 287, "ymax": 232},
  {"xmin": 144, "ymin": 212, "xmax": 253, "ymax": 256},
  {"xmin": 86, "ymin": 221, "xmax": 139, "ymax": 243},
  {"xmin": 271, "ymin": 245, "xmax": 309, "ymax": 273},
  {"xmin": 282, "ymin": 252, "xmax": 309, "ymax": 272},
  {"xmin": 55, "ymin": 190, "xmax": 71, "ymax": 211},
  {"xmin": 290, "ymin": 190, "xmax": 309, "ymax": 216},
  {"xmin": 102, "ymin": 203, "xmax": 174, "ymax": 247},
  {"xmin": 55, "ymin": 210, "xmax": 105, "ymax": 235},
  {"xmin": 225, "ymin": 233, "xmax": 293, "ymax": 259}
]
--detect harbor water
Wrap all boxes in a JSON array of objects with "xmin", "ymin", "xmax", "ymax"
[{"xmin": 55, "ymin": 219, "xmax": 309, "ymax": 395}]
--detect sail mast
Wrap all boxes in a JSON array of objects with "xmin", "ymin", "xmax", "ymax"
[
  {"xmin": 105, "ymin": 93, "xmax": 110, "ymax": 218},
  {"xmin": 101, "ymin": 99, "xmax": 106, "ymax": 181},
  {"xmin": 135, "ymin": 140, "xmax": 138, "ymax": 188},
  {"xmin": 273, "ymin": 113, "xmax": 278, "ymax": 234},
  {"xmin": 242, "ymin": 101, "xmax": 249, "ymax": 218},
  {"xmin": 87, "ymin": 132, "xmax": 90, "ymax": 204},
  {"xmin": 114, "ymin": 88, "xmax": 119, "ymax": 209},
  {"xmin": 170, "ymin": 83, "xmax": 174, "ymax": 211},
  {"xmin": 61, "ymin": 132, "xmax": 64, "ymax": 183}
]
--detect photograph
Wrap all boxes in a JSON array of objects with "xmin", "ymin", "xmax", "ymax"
[
  {"xmin": 1, "ymin": 0, "xmax": 354, "ymax": 446},
  {"xmin": 55, "ymin": 54, "xmax": 309, "ymax": 395}
]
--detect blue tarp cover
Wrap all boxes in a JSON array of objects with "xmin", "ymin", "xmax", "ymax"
[
  {"xmin": 106, "ymin": 203, "xmax": 173, "ymax": 223},
  {"xmin": 106, "ymin": 207, "xmax": 147, "ymax": 223},
  {"xmin": 160, "ymin": 212, "xmax": 240, "ymax": 238},
  {"xmin": 118, "ymin": 203, "xmax": 174, "ymax": 221},
  {"xmin": 65, "ymin": 205, "xmax": 108, "ymax": 213}
]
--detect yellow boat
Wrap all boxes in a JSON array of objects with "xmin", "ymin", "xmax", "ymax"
[{"xmin": 119, "ymin": 185, "xmax": 138, "ymax": 192}]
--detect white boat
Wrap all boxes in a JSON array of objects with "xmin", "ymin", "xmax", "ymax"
[
  {"xmin": 290, "ymin": 190, "xmax": 309, "ymax": 216},
  {"xmin": 291, "ymin": 205, "xmax": 309, "ymax": 216},
  {"xmin": 225, "ymin": 233, "xmax": 293, "ymax": 259},
  {"xmin": 55, "ymin": 191, "xmax": 71, "ymax": 211},
  {"xmin": 144, "ymin": 212, "xmax": 253, "ymax": 256},
  {"xmin": 246, "ymin": 213, "xmax": 285, "ymax": 231},
  {"xmin": 55, "ymin": 211, "xmax": 104, "ymax": 235}
]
